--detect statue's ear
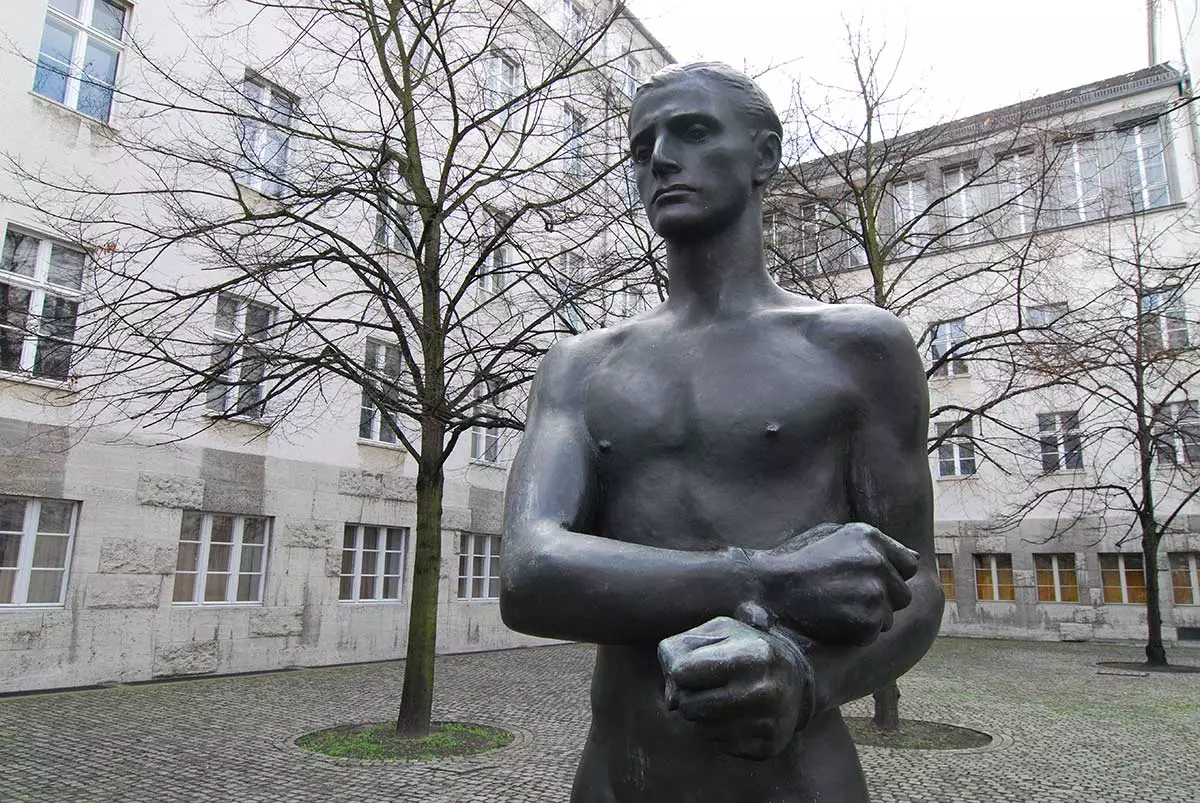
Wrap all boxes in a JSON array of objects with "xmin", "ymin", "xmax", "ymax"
[{"xmin": 752, "ymin": 130, "xmax": 782, "ymax": 187}]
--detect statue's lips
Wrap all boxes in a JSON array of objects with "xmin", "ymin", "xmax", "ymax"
[{"xmin": 653, "ymin": 186, "xmax": 695, "ymax": 203}]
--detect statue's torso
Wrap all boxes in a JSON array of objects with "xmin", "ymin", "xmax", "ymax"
[{"xmin": 570, "ymin": 305, "xmax": 871, "ymax": 802}]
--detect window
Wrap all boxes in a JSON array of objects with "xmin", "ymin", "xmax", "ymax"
[
  {"xmin": 557, "ymin": 252, "xmax": 586, "ymax": 331},
  {"xmin": 237, "ymin": 74, "xmax": 294, "ymax": 196},
  {"xmin": 1100, "ymin": 553, "xmax": 1146, "ymax": 604},
  {"xmin": 339, "ymin": 524, "xmax": 407, "ymax": 602},
  {"xmin": 936, "ymin": 553, "xmax": 955, "ymax": 600},
  {"xmin": 563, "ymin": 106, "xmax": 586, "ymax": 178},
  {"xmin": 34, "ymin": 0, "xmax": 127, "ymax": 122},
  {"xmin": 486, "ymin": 52, "xmax": 518, "ymax": 113},
  {"xmin": 974, "ymin": 553, "xmax": 1014, "ymax": 601},
  {"xmin": 562, "ymin": 0, "xmax": 586, "ymax": 45},
  {"xmin": 470, "ymin": 386, "xmax": 501, "ymax": 463},
  {"xmin": 376, "ymin": 159, "xmax": 415, "ymax": 253},
  {"xmin": 0, "ymin": 228, "xmax": 83, "ymax": 380},
  {"xmin": 796, "ymin": 202, "xmax": 864, "ymax": 275},
  {"xmin": 458, "ymin": 533, "xmax": 501, "ymax": 599},
  {"xmin": 1037, "ymin": 411, "xmax": 1083, "ymax": 473},
  {"xmin": 1052, "ymin": 138, "xmax": 1103, "ymax": 224},
  {"xmin": 1034, "ymin": 553, "xmax": 1079, "ymax": 602},
  {"xmin": 1140, "ymin": 286, "xmax": 1190, "ymax": 352},
  {"xmin": 479, "ymin": 241, "xmax": 514, "ymax": 296},
  {"xmin": 935, "ymin": 420, "xmax": 976, "ymax": 477},
  {"xmin": 0, "ymin": 496, "xmax": 76, "ymax": 606},
  {"xmin": 995, "ymin": 149, "xmax": 1040, "ymax": 237},
  {"xmin": 1119, "ymin": 120, "xmax": 1170, "ymax": 211},
  {"xmin": 1153, "ymin": 400, "xmax": 1200, "ymax": 467},
  {"xmin": 940, "ymin": 163, "xmax": 983, "ymax": 238},
  {"xmin": 622, "ymin": 53, "xmax": 641, "ymax": 98},
  {"xmin": 207, "ymin": 293, "xmax": 274, "ymax": 419},
  {"xmin": 1025, "ymin": 302, "xmax": 1068, "ymax": 332},
  {"xmin": 359, "ymin": 339, "xmax": 402, "ymax": 444},
  {"xmin": 886, "ymin": 178, "xmax": 928, "ymax": 255},
  {"xmin": 172, "ymin": 511, "xmax": 269, "ymax": 604},
  {"xmin": 1169, "ymin": 552, "xmax": 1200, "ymax": 605},
  {"xmin": 929, "ymin": 318, "xmax": 968, "ymax": 377}
]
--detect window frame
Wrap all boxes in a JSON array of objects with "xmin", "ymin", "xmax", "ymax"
[
  {"xmin": 1118, "ymin": 119, "xmax": 1171, "ymax": 212},
  {"xmin": 33, "ymin": 0, "xmax": 129, "ymax": 124},
  {"xmin": 1140, "ymin": 286, "xmax": 1191, "ymax": 352},
  {"xmin": 338, "ymin": 524, "xmax": 408, "ymax": 603},
  {"xmin": 0, "ymin": 226, "xmax": 85, "ymax": 381},
  {"xmin": 1152, "ymin": 400, "xmax": 1200, "ymax": 467},
  {"xmin": 1037, "ymin": 410, "xmax": 1084, "ymax": 473},
  {"xmin": 375, "ymin": 158, "xmax": 416, "ymax": 254},
  {"xmin": 457, "ymin": 532, "xmax": 501, "ymax": 600},
  {"xmin": 1099, "ymin": 552, "xmax": 1147, "ymax": 605},
  {"xmin": 563, "ymin": 105, "xmax": 587, "ymax": 179},
  {"xmin": 236, "ymin": 73, "xmax": 295, "ymax": 197},
  {"xmin": 1168, "ymin": 552, "xmax": 1200, "ymax": 605},
  {"xmin": 359, "ymin": 338, "xmax": 403, "ymax": 445},
  {"xmin": 928, "ymin": 317, "xmax": 968, "ymax": 377},
  {"xmin": 206, "ymin": 292, "xmax": 274, "ymax": 420},
  {"xmin": 171, "ymin": 511, "xmax": 270, "ymax": 606},
  {"xmin": 1052, "ymin": 136, "xmax": 1103, "ymax": 225},
  {"xmin": 934, "ymin": 420, "xmax": 976, "ymax": 478},
  {"xmin": 1033, "ymin": 552, "xmax": 1079, "ymax": 602},
  {"xmin": 935, "ymin": 552, "xmax": 955, "ymax": 600},
  {"xmin": 486, "ymin": 51, "xmax": 519, "ymax": 115},
  {"xmin": 973, "ymin": 553, "xmax": 1015, "ymax": 601},
  {"xmin": 0, "ymin": 495, "xmax": 78, "ymax": 607}
]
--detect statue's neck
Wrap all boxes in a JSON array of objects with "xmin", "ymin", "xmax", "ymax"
[{"xmin": 664, "ymin": 205, "xmax": 777, "ymax": 319}]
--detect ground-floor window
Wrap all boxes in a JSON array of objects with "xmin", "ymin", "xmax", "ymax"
[
  {"xmin": 339, "ymin": 524, "xmax": 407, "ymax": 602},
  {"xmin": 1168, "ymin": 552, "xmax": 1200, "ymax": 605},
  {"xmin": 1034, "ymin": 553, "xmax": 1079, "ymax": 602},
  {"xmin": 974, "ymin": 553, "xmax": 1014, "ymax": 601},
  {"xmin": 457, "ymin": 533, "xmax": 500, "ymax": 600},
  {"xmin": 172, "ymin": 512, "xmax": 270, "ymax": 604},
  {"xmin": 0, "ymin": 495, "xmax": 77, "ymax": 605},
  {"xmin": 935, "ymin": 553, "xmax": 955, "ymax": 599},
  {"xmin": 1099, "ymin": 553, "xmax": 1146, "ymax": 604}
]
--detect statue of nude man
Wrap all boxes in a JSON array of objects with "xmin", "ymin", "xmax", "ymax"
[{"xmin": 500, "ymin": 62, "xmax": 944, "ymax": 803}]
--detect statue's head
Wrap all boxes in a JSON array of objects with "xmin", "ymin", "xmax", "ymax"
[{"xmin": 628, "ymin": 63, "xmax": 782, "ymax": 241}]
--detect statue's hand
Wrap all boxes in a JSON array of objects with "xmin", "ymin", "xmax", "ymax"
[
  {"xmin": 658, "ymin": 616, "xmax": 813, "ymax": 760},
  {"xmin": 751, "ymin": 522, "xmax": 920, "ymax": 646}
]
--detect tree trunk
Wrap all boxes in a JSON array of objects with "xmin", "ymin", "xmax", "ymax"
[
  {"xmin": 1142, "ymin": 530, "xmax": 1168, "ymax": 667},
  {"xmin": 871, "ymin": 680, "xmax": 901, "ymax": 731},
  {"xmin": 395, "ymin": 422, "xmax": 446, "ymax": 737}
]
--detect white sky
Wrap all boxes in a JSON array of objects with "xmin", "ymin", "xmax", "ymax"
[{"xmin": 626, "ymin": 0, "xmax": 1158, "ymax": 127}]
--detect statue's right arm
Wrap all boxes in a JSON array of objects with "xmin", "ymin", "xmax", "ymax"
[{"xmin": 500, "ymin": 339, "xmax": 760, "ymax": 645}]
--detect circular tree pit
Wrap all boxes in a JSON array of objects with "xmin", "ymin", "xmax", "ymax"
[{"xmin": 296, "ymin": 721, "xmax": 513, "ymax": 761}]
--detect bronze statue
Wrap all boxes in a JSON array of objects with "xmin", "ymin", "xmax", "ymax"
[{"xmin": 501, "ymin": 62, "xmax": 943, "ymax": 802}]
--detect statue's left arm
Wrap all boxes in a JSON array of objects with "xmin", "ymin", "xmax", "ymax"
[{"xmin": 796, "ymin": 306, "xmax": 944, "ymax": 716}]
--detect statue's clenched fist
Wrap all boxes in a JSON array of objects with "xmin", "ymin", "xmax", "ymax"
[{"xmin": 658, "ymin": 617, "xmax": 813, "ymax": 760}]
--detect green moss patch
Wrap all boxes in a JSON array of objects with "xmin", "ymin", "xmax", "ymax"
[
  {"xmin": 846, "ymin": 717, "xmax": 992, "ymax": 750},
  {"xmin": 296, "ymin": 721, "xmax": 513, "ymax": 761},
  {"xmin": 1096, "ymin": 661, "xmax": 1200, "ymax": 675}
]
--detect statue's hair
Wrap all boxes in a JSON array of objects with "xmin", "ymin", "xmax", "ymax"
[{"xmin": 633, "ymin": 62, "xmax": 782, "ymax": 139}]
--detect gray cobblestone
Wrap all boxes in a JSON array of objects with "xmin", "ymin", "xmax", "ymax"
[{"xmin": 0, "ymin": 638, "xmax": 1197, "ymax": 801}]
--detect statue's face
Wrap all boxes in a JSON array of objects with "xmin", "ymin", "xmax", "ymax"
[{"xmin": 628, "ymin": 75, "xmax": 760, "ymax": 241}]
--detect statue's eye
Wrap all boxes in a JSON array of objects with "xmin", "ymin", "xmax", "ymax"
[
  {"xmin": 685, "ymin": 124, "xmax": 709, "ymax": 141},
  {"xmin": 631, "ymin": 144, "xmax": 652, "ymax": 164}
]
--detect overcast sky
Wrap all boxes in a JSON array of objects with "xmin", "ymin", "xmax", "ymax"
[{"xmin": 626, "ymin": 0, "xmax": 1158, "ymax": 126}]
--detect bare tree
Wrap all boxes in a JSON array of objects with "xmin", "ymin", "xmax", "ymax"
[
  {"xmin": 764, "ymin": 26, "xmax": 1075, "ymax": 730},
  {"xmin": 3, "ymin": 0, "xmax": 657, "ymax": 735}
]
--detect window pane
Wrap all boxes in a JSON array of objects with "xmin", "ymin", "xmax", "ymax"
[
  {"xmin": 384, "ymin": 550, "xmax": 402, "ymax": 575},
  {"xmin": 179, "ymin": 511, "xmax": 203, "ymax": 541},
  {"xmin": 383, "ymin": 576, "xmax": 400, "ymax": 599},
  {"xmin": 172, "ymin": 573, "xmax": 195, "ymax": 602},
  {"xmin": 472, "ymin": 576, "xmax": 484, "ymax": 597},
  {"xmin": 37, "ymin": 500, "xmax": 74, "ymax": 534},
  {"xmin": 204, "ymin": 573, "xmax": 228, "ymax": 601},
  {"xmin": 457, "ymin": 576, "xmax": 468, "ymax": 598},
  {"xmin": 0, "ymin": 534, "xmax": 20, "ymax": 568},
  {"xmin": 242, "ymin": 518, "xmax": 266, "ymax": 545},
  {"xmin": 236, "ymin": 573, "xmax": 260, "ymax": 602},
  {"xmin": 0, "ymin": 569, "xmax": 16, "ymax": 604},
  {"xmin": 343, "ymin": 525, "xmax": 356, "ymax": 549},
  {"xmin": 361, "ymin": 550, "xmax": 378, "ymax": 575},
  {"xmin": 34, "ymin": 19, "xmax": 75, "ymax": 104},
  {"xmin": 34, "ymin": 294, "xmax": 79, "ymax": 380},
  {"xmin": 360, "ymin": 575, "xmax": 376, "ymax": 600},
  {"xmin": 26, "ymin": 569, "xmax": 63, "ymax": 603},
  {"xmin": 49, "ymin": 0, "xmax": 81, "ymax": 16},
  {"xmin": 1, "ymin": 283, "xmax": 32, "ymax": 371},
  {"xmin": 1, "ymin": 232, "xmax": 39, "ymax": 278},
  {"xmin": 176, "ymin": 541, "xmax": 199, "ymax": 572},
  {"xmin": 215, "ymin": 295, "xmax": 239, "ymax": 332},
  {"xmin": 363, "ymin": 527, "xmax": 379, "ymax": 551},
  {"xmin": 207, "ymin": 544, "xmax": 231, "ymax": 572},
  {"xmin": 339, "ymin": 575, "xmax": 354, "ymax": 600},
  {"xmin": 31, "ymin": 534, "xmax": 69, "ymax": 569},
  {"xmin": 340, "ymin": 549, "xmax": 354, "ymax": 574},
  {"xmin": 47, "ymin": 245, "xmax": 84, "ymax": 289},
  {"xmin": 386, "ymin": 528, "xmax": 405, "ymax": 550},
  {"xmin": 210, "ymin": 516, "xmax": 234, "ymax": 543},
  {"xmin": 77, "ymin": 41, "xmax": 119, "ymax": 120},
  {"xmin": 0, "ymin": 498, "xmax": 26, "ymax": 532},
  {"xmin": 91, "ymin": 0, "xmax": 126, "ymax": 39},
  {"xmin": 239, "ymin": 544, "xmax": 263, "ymax": 573}
]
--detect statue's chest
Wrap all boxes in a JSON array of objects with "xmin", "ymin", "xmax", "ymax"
[{"xmin": 583, "ymin": 333, "xmax": 857, "ymax": 460}]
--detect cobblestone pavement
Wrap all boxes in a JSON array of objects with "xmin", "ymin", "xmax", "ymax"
[{"xmin": 1, "ymin": 638, "xmax": 1198, "ymax": 802}]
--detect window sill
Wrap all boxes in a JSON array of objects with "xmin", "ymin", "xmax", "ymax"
[
  {"xmin": 928, "ymin": 373, "xmax": 971, "ymax": 383},
  {"xmin": 0, "ymin": 370, "xmax": 75, "ymax": 391},
  {"xmin": 29, "ymin": 91, "xmax": 117, "ymax": 133},
  {"xmin": 171, "ymin": 601, "xmax": 264, "ymax": 608},
  {"xmin": 337, "ymin": 599, "xmax": 405, "ymax": 605},
  {"xmin": 357, "ymin": 437, "xmax": 407, "ymax": 453},
  {"xmin": 1040, "ymin": 469, "xmax": 1088, "ymax": 478},
  {"xmin": 202, "ymin": 411, "xmax": 272, "ymax": 428},
  {"xmin": 0, "ymin": 602, "xmax": 66, "ymax": 611},
  {"xmin": 456, "ymin": 596, "xmax": 500, "ymax": 603},
  {"xmin": 468, "ymin": 459, "xmax": 505, "ymax": 469},
  {"xmin": 936, "ymin": 473, "xmax": 977, "ymax": 482}
]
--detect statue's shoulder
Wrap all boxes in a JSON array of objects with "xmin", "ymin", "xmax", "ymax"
[{"xmin": 774, "ymin": 296, "xmax": 921, "ymax": 384}]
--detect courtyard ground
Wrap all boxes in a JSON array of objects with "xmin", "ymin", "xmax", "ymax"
[{"xmin": 0, "ymin": 637, "xmax": 1197, "ymax": 802}]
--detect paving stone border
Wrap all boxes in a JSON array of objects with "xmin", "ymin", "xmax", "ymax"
[{"xmin": 277, "ymin": 721, "xmax": 535, "ymax": 767}]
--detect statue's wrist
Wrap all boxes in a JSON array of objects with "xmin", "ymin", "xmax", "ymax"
[
  {"xmin": 730, "ymin": 546, "xmax": 767, "ymax": 612},
  {"xmin": 768, "ymin": 624, "xmax": 818, "ymax": 731}
]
